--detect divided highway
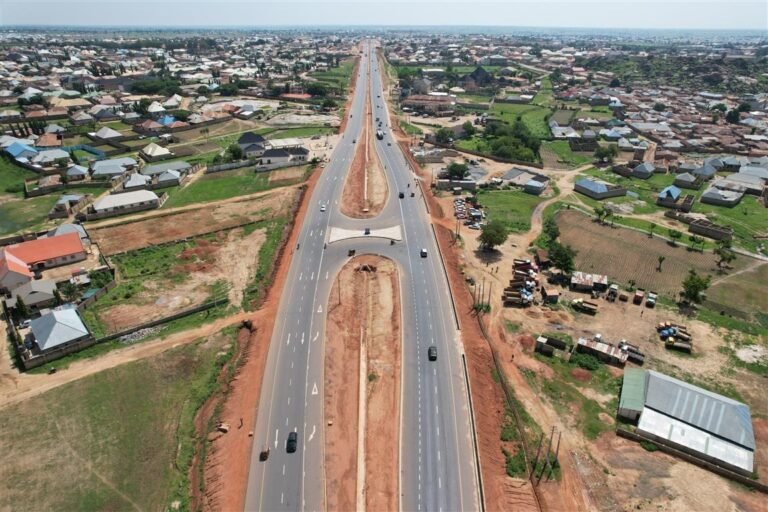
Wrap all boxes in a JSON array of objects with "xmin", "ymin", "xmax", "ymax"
[{"xmin": 244, "ymin": 40, "xmax": 479, "ymax": 512}]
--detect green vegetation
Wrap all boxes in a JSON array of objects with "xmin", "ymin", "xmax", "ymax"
[
  {"xmin": 531, "ymin": 76, "xmax": 555, "ymax": 107},
  {"xmin": 0, "ymin": 195, "xmax": 58, "ymax": 235},
  {"xmin": 0, "ymin": 334, "xmax": 234, "ymax": 511},
  {"xmin": 478, "ymin": 219, "xmax": 510, "ymax": 249},
  {"xmin": 399, "ymin": 120, "xmax": 423, "ymax": 135},
  {"xmin": 503, "ymin": 448, "xmax": 528, "ymax": 478},
  {"xmin": 477, "ymin": 189, "xmax": 544, "ymax": 233},
  {"xmin": 241, "ymin": 216, "xmax": 290, "ymax": 310},
  {"xmin": 0, "ymin": 156, "xmax": 37, "ymax": 196},
  {"xmin": 269, "ymin": 126, "xmax": 336, "ymax": 139},
  {"xmin": 541, "ymin": 140, "xmax": 592, "ymax": 167},
  {"xmin": 164, "ymin": 167, "xmax": 304, "ymax": 208},
  {"xmin": 489, "ymin": 102, "xmax": 551, "ymax": 139},
  {"xmin": 130, "ymin": 78, "xmax": 181, "ymax": 96},
  {"xmin": 505, "ymin": 320, "xmax": 521, "ymax": 333},
  {"xmin": 308, "ymin": 59, "xmax": 357, "ymax": 93}
]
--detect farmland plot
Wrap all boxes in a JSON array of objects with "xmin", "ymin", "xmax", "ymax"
[{"xmin": 556, "ymin": 209, "xmax": 752, "ymax": 298}]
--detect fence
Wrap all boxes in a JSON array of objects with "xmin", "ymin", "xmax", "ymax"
[
  {"xmin": 77, "ymin": 279, "xmax": 117, "ymax": 311},
  {"xmin": 206, "ymin": 159, "xmax": 258, "ymax": 174},
  {"xmin": 616, "ymin": 428, "xmax": 767, "ymax": 493}
]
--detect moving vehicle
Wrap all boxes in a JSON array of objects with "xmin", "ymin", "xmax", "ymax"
[
  {"xmin": 320, "ymin": 204, "xmax": 326, "ymax": 212},
  {"xmin": 399, "ymin": 192, "xmax": 405, "ymax": 199},
  {"xmin": 428, "ymin": 346, "xmax": 438, "ymax": 361},
  {"xmin": 352, "ymin": 139, "xmax": 356, "ymax": 143},
  {"xmin": 376, "ymin": 129, "xmax": 384, "ymax": 140},
  {"xmin": 364, "ymin": 227, "xmax": 371, "ymax": 235},
  {"xmin": 286, "ymin": 432, "xmax": 297, "ymax": 453},
  {"xmin": 420, "ymin": 248, "xmax": 428, "ymax": 258}
]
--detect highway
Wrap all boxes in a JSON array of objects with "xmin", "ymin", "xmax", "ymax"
[{"xmin": 244, "ymin": 39, "xmax": 479, "ymax": 512}]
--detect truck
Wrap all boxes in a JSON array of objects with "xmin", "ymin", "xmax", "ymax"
[
  {"xmin": 633, "ymin": 289, "xmax": 645, "ymax": 305},
  {"xmin": 376, "ymin": 129, "xmax": 384, "ymax": 140},
  {"xmin": 645, "ymin": 291, "xmax": 658, "ymax": 308},
  {"xmin": 572, "ymin": 298, "xmax": 598, "ymax": 315},
  {"xmin": 606, "ymin": 284, "xmax": 619, "ymax": 302}
]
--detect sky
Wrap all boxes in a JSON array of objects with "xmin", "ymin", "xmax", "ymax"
[{"xmin": 0, "ymin": 0, "xmax": 766, "ymax": 31}]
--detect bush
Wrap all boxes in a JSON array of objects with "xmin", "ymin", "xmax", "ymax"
[
  {"xmin": 640, "ymin": 440, "xmax": 658, "ymax": 452},
  {"xmin": 570, "ymin": 352, "xmax": 602, "ymax": 371}
]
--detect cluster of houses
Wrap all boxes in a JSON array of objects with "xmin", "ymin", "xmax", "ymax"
[{"xmin": 0, "ymin": 225, "xmax": 97, "ymax": 368}]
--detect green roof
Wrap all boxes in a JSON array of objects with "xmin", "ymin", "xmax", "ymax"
[{"xmin": 619, "ymin": 368, "xmax": 646, "ymax": 412}]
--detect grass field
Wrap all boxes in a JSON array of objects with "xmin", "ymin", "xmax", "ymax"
[
  {"xmin": 489, "ymin": 102, "xmax": 552, "ymax": 139},
  {"xmin": 0, "ymin": 157, "xmax": 37, "ymax": 196},
  {"xmin": 707, "ymin": 261, "xmax": 768, "ymax": 323},
  {"xmin": 163, "ymin": 166, "xmax": 304, "ymax": 208},
  {"xmin": 309, "ymin": 59, "xmax": 356, "ymax": 92},
  {"xmin": 0, "ymin": 333, "xmax": 233, "ymax": 511},
  {"xmin": 399, "ymin": 120, "xmax": 423, "ymax": 135},
  {"xmin": 531, "ymin": 77, "xmax": 555, "ymax": 107},
  {"xmin": 269, "ymin": 126, "xmax": 336, "ymax": 139},
  {"xmin": 541, "ymin": 140, "xmax": 592, "ymax": 167},
  {"xmin": 550, "ymin": 109, "xmax": 575, "ymax": 125},
  {"xmin": 477, "ymin": 189, "xmax": 545, "ymax": 233}
]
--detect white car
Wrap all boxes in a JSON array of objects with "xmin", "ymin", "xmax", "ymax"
[{"xmin": 320, "ymin": 205, "xmax": 327, "ymax": 212}]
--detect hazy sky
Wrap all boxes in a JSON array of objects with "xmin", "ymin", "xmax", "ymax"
[{"xmin": 1, "ymin": 0, "xmax": 766, "ymax": 30}]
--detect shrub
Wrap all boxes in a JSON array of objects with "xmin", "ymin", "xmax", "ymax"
[{"xmin": 570, "ymin": 352, "xmax": 602, "ymax": 371}]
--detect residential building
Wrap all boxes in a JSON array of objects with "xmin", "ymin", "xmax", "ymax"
[
  {"xmin": 4, "ymin": 232, "xmax": 86, "ymax": 270},
  {"xmin": 4, "ymin": 279, "xmax": 57, "ymax": 311},
  {"xmin": 28, "ymin": 307, "xmax": 92, "ymax": 354},
  {"xmin": 90, "ymin": 189, "xmax": 160, "ymax": 216},
  {"xmin": 574, "ymin": 178, "xmax": 627, "ymax": 200},
  {"xmin": 0, "ymin": 250, "xmax": 33, "ymax": 292}
]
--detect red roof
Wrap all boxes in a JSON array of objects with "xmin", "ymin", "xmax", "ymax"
[
  {"xmin": 0, "ymin": 250, "xmax": 33, "ymax": 278},
  {"xmin": 6, "ymin": 232, "xmax": 85, "ymax": 266}
]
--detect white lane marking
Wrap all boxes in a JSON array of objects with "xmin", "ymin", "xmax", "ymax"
[
  {"xmin": 317, "ymin": 304, "xmax": 323, "ymax": 313},
  {"xmin": 439, "ymin": 477, "xmax": 442, "ymax": 489},
  {"xmin": 289, "ymin": 378, "xmax": 292, "ymax": 387},
  {"xmin": 283, "ymin": 464, "xmax": 286, "ymax": 475},
  {"xmin": 281, "ymin": 493, "xmax": 284, "ymax": 504},
  {"xmin": 312, "ymin": 382, "xmax": 318, "ymax": 395},
  {"xmin": 286, "ymin": 333, "xmax": 291, "ymax": 345},
  {"xmin": 301, "ymin": 332, "xmax": 305, "ymax": 345},
  {"xmin": 291, "ymin": 361, "xmax": 294, "ymax": 369},
  {"xmin": 313, "ymin": 331, "xmax": 319, "ymax": 342},
  {"xmin": 438, "ymin": 450, "xmax": 441, "ymax": 461},
  {"xmin": 299, "ymin": 272, "xmax": 303, "ymax": 281},
  {"xmin": 310, "ymin": 272, "xmax": 314, "ymax": 281},
  {"xmin": 288, "ymin": 397, "xmax": 291, "ymax": 405},
  {"xmin": 274, "ymin": 429, "xmax": 279, "ymax": 448},
  {"xmin": 308, "ymin": 424, "xmax": 316, "ymax": 442},
  {"xmin": 310, "ymin": 230, "xmax": 314, "ymax": 237},
  {"xmin": 286, "ymin": 417, "xmax": 289, "ymax": 426},
  {"xmin": 325, "ymin": 271, "xmax": 329, "ymax": 280}
]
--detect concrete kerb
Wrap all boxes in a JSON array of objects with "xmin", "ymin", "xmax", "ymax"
[
  {"xmin": 327, "ymin": 226, "xmax": 402, "ymax": 244},
  {"xmin": 462, "ymin": 354, "xmax": 486, "ymax": 512},
  {"xmin": 429, "ymin": 224, "xmax": 461, "ymax": 331}
]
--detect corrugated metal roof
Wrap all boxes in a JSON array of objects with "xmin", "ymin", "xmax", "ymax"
[
  {"xmin": 30, "ymin": 308, "xmax": 89, "ymax": 351},
  {"xmin": 619, "ymin": 368, "xmax": 646, "ymax": 413},
  {"xmin": 645, "ymin": 370, "xmax": 755, "ymax": 450},
  {"xmin": 638, "ymin": 408, "xmax": 754, "ymax": 473}
]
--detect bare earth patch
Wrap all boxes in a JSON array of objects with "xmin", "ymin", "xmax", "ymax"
[{"xmin": 340, "ymin": 90, "xmax": 388, "ymax": 218}]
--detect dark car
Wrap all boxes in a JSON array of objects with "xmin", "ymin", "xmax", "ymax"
[
  {"xmin": 399, "ymin": 192, "xmax": 405, "ymax": 199},
  {"xmin": 364, "ymin": 227, "xmax": 371, "ymax": 235},
  {"xmin": 428, "ymin": 346, "xmax": 438, "ymax": 361},
  {"xmin": 286, "ymin": 432, "xmax": 298, "ymax": 453}
]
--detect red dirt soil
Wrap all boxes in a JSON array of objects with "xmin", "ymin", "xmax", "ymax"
[
  {"xmin": 199, "ymin": 167, "xmax": 322, "ymax": 512},
  {"xmin": 570, "ymin": 368, "xmax": 592, "ymax": 383}
]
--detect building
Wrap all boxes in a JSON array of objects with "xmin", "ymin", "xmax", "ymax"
[
  {"xmin": 91, "ymin": 190, "xmax": 160, "ymax": 216},
  {"xmin": 91, "ymin": 157, "xmax": 137, "ymax": 180},
  {"xmin": 632, "ymin": 162, "xmax": 655, "ymax": 179},
  {"xmin": 4, "ymin": 279, "xmax": 57, "ymax": 311},
  {"xmin": 570, "ymin": 271, "xmax": 609, "ymax": 292},
  {"xmin": 674, "ymin": 172, "xmax": 701, "ymax": 190},
  {"xmin": 617, "ymin": 369, "xmax": 756, "ymax": 476},
  {"xmin": 574, "ymin": 178, "xmax": 627, "ymax": 200},
  {"xmin": 576, "ymin": 337, "xmax": 628, "ymax": 367},
  {"xmin": 4, "ymin": 232, "xmax": 86, "ymax": 271},
  {"xmin": 0, "ymin": 250, "xmax": 33, "ymax": 292},
  {"xmin": 140, "ymin": 142, "xmax": 172, "ymax": 162},
  {"xmin": 141, "ymin": 160, "xmax": 191, "ymax": 176},
  {"xmin": 93, "ymin": 126, "xmax": 123, "ymax": 140},
  {"xmin": 27, "ymin": 307, "xmax": 92, "ymax": 355},
  {"xmin": 656, "ymin": 185, "xmax": 682, "ymax": 208},
  {"xmin": 700, "ymin": 186, "xmax": 743, "ymax": 207}
]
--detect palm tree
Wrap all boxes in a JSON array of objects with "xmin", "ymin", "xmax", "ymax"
[{"xmin": 657, "ymin": 255, "xmax": 666, "ymax": 272}]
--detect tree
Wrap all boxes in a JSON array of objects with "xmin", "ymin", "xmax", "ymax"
[
  {"xmin": 725, "ymin": 109, "xmax": 741, "ymax": 124},
  {"xmin": 714, "ymin": 239, "xmax": 736, "ymax": 270},
  {"xmin": 197, "ymin": 85, "xmax": 209, "ymax": 96},
  {"xmin": 305, "ymin": 83, "xmax": 327, "ymax": 97},
  {"xmin": 594, "ymin": 145, "xmax": 618, "ymax": 163},
  {"xmin": 657, "ymin": 255, "xmax": 666, "ymax": 272},
  {"xmin": 688, "ymin": 234, "xmax": 705, "ymax": 252},
  {"xmin": 542, "ymin": 216, "xmax": 560, "ymax": 244},
  {"xmin": 711, "ymin": 103, "xmax": 727, "ymax": 112},
  {"xmin": 653, "ymin": 102, "xmax": 666, "ymax": 112},
  {"xmin": 14, "ymin": 296, "xmax": 29, "ymax": 319},
  {"xmin": 321, "ymin": 98, "xmax": 338, "ymax": 110},
  {"xmin": 549, "ymin": 241, "xmax": 577, "ymax": 275},
  {"xmin": 461, "ymin": 120, "xmax": 476, "ymax": 137},
  {"xmin": 478, "ymin": 220, "xmax": 509, "ymax": 250},
  {"xmin": 609, "ymin": 77, "xmax": 621, "ymax": 87},
  {"xmin": 59, "ymin": 281, "xmax": 78, "ymax": 302},
  {"xmin": 680, "ymin": 269, "xmax": 711, "ymax": 305},
  {"xmin": 668, "ymin": 229, "xmax": 682, "ymax": 246},
  {"xmin": 737, "ymin": 102, "xmax": 751, "ymax": 113},
  {"xmin": 227, "ymin": 143, "xmax": 243, "ymax": 161},
  {"xmin": 435, "ymin": 127, "xmax": 453, "ymax": 144},
  {"xmin": 446, "ymin": 162, "xmax": 469, "ymax": 180},
  {"xmin": 134, "ymin": 97, "xmax": 152, "ymax": 116}
]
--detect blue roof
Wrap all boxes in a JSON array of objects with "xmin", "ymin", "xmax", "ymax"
[
  {"xmin": 659, "ymin": 185, "xmax": 681, "ymax": 201},
  {"xmin": 6, "ymin": 141, "xmax": 37, "ymax": 158},
  {"xmin": 575, "ymin": 178, "xmax": 608, "ymax": 194},
  {"xmin": 158, "ymin": 115, "xmax": 177, "ymax": 126}
]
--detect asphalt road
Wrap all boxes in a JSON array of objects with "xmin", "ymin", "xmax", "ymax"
[{"xmin": 244, "ymin": 40, "xmax": 479, "ymax": 512}]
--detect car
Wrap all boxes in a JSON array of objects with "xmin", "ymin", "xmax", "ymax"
[
  {"xmin": 352, "ymin": 139, "xmax": 356, "ymax": 143},
  {"xmin": 428, "ymin": 346, "xmax": 438, "ymax": 361},
  {"xmin": 286, "ymin": 432, "xmax": 298, "ymax": 453},
  {"xmin": 364, "ymin": 227, "xmax": 371, "ymax": 235},
  {"xmin": 387, "ymin": 142, "xmax": 391, "ymax": 146},
  {"xmin": 398, "ymin": 192, "xmax": 405, "ymax": 199},
  {"xmin": 320, "ymin": 205, "xmax": 326, "ymax": 212},
  {"xmin": 19, "ymin": 319, "xmax": 31, "ymax": 329},
  {"xmin": 420, "ymin": 248, "xmax": 428, "ymax": 258},
  {"xmin": 469, "ymin": 223, "xmax": 481, "ymax": 230}
]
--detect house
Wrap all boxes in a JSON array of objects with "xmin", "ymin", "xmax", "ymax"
[
  {"xmin": 674, "ymin": 172, "xmax": 701, "ymax": 190},
  {"xmin": 147, "ymin": 101, "xmax": 166, "ymax": 115},
  {"xmin": 93, "ymin": 126, "xmax": 123, "ymax": 140},
  {"xmin": 91, "ymin": 189, "xmax": 160, "ymax": 216},
  {"xmin": 70, "ymin": 111, "xmax": 94, "ymax": 125},
  {"xmin": 700, "ymin": 186, "xmax": 743, "ymax": 207},
  {"xmin": 140, "ymin": 142, "xmax": 172, "ymax": 162},
  {"xmin": 35, "ymin": 133, "xmax": 62, "ymax": 148},
  {"xmin": 716, "ymin": 173, "xmax": 764, "ymax": 196},
  {"xmin": 66, "ymin": 164, "xmax": 89, "ymax": 181},
  {"xmin": 633, "ymin": 162, "xmax": 655, "ymax": 179},
  {"xmin": 4, "ymin": 232, "xmax": 86, "ymax": 270},
  {"xmin": 656, "ymin": 185, "xmax": 682, "ymax": 208},
  {"xmin": 48, "ymin": 194, "xmax": 87, "ymax": 219},
  {"xmin": 91, "ymin": 157, "xmax": 137, "ymax": 180},
  {"xmin": 32, "ymin": 149, "xmax": 71, "ymax": 167},
  {"xmin": 286, "ymin": 146, "xmax": 310, "ymax": 162},
  {"xmin": 617, "ymin": 369, "xmax": 755, "ymax": 476},
  {"xmin": 692, "ymin": 163, "xmax": 717, "ymax": 181},
  {"xmin": 6, "ymin": 141, "xmax": 38, "ymax": 160},
  {"xmin": 0, "ymin": 250, "xmax": 33, "ymax": 292},
  {"xmin": 28, "ymin": 307, "xmax": 92, "ymax": 354},
  {"xmin": 156, "ymin": 170, "xmax": 182, "ymax": 187},
  {"xmin": 4, "ymin": 279, "xmax": 57, "ymax": 311},
  {"xmin": 140, "ymin": 160, "xmax": 191, "ymax": 176},
  {"xmin": 261, "ymin": 148, "xmax": 292, "ymax": 165},
  {"xmin": 574, "ymin": 178, "xmax": 627, "ymax": 200},
  {"xmin": 123, "ymin": 173, "xmax": 151, "ymax": 190},
  {"xmin": 524, "ymin": 180, "xmax": 546, "ymax": 195},
  {"xmin": 47, "ymin": 223, "xmax": 89, "ymax": 242},
  {"xmin": 237, "ymin": 132, "xmax": 267, "ymax": 155}
]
